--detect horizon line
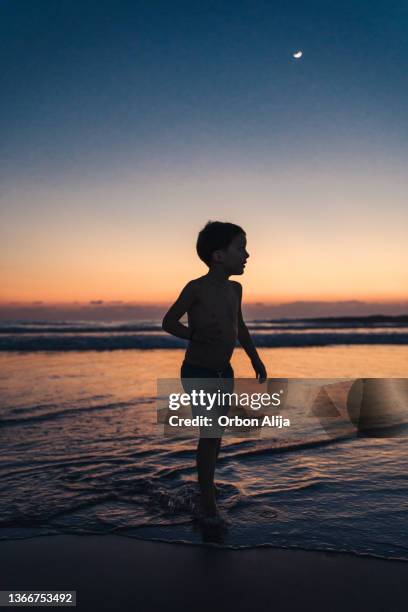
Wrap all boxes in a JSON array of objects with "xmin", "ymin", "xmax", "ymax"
[{"xmin": 1, "ymin": 298, "xmax": 408, "ymax": 307}]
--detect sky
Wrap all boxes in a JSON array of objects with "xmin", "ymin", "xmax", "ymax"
[{"xmin": 1, "ymin": 0, "xmax": 407, "ymax": 312}]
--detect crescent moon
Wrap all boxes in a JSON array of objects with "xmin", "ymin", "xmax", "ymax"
[{"xmin": 293, "ymin": 51, "xmax": 303, "ymax": 59}]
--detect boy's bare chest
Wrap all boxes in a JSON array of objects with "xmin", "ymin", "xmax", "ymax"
[{"xmin": 193, "ymin": 283, "xmax": 239, "ymax": 321}]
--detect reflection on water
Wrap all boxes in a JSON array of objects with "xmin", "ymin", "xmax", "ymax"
[{"xmin": 0, "ymin": 347, "xmax": 408, "ymax": 559}]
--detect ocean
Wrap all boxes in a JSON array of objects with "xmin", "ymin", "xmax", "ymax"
[
  {"xmin": 1, "ymin": 317, "xmax": 408, "ymax": 560},
  {"xmin": 1, "ymin": 315, "xmax": 407, "ymax": 351}
]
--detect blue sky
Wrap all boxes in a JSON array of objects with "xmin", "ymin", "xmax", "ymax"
[{"xmin": 1, "ymin": 0, "xmax": 407, "ymax": 306}]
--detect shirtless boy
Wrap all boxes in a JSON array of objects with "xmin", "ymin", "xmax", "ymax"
[{"xmin": 162, "ymin": 221, "xmax": 267, "ymax": 522}]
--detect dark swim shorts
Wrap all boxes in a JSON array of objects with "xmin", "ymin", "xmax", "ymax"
[{"xmin": 180, "ymin": 360, "xmax": 234, "ymax": 438}]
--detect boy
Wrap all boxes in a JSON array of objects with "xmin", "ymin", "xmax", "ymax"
[{"xmin": 162, "ymin": 221, "xmax": 267, "ymax": 522}]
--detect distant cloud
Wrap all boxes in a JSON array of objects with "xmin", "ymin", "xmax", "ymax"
[{"xmin": 0, "ymin": 300, "xmax": 407, "ymax": 322}]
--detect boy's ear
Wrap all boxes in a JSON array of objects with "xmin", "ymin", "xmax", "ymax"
[{"xmin": 213, "ymin": 249, "xmax": 225, "ymax": 263}]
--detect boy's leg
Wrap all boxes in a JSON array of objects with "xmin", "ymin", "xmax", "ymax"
[
  {"xmin": 196, "ymin": 437, "xmax": 221, "ymax": 516},
  {"xmin": 215, "ymin": 437, "xmax": 222, "ymax": 459},
  {"xmin": 180, "ymin": 362, "xmax": 233, "ymax": 517},
  {"xmin": 210, "ymin": 367, "xmax": 233, "ymax": 498}
]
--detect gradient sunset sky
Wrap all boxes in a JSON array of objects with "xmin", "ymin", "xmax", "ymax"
[{"xmin": 1, "ymin": 0, "xmax": 407, "ymax": 307}]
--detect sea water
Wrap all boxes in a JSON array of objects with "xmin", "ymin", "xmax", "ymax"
[{"xmin": 1, "ymin": 325, "xmax": 408, "ymax": 560}]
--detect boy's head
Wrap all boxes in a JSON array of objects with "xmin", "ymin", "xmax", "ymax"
[{"xmin": 196, "ymin": 221, "xmax": 249, "ymax": 274}]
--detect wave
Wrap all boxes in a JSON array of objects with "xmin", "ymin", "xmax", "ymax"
[
  {"xmin": 0, "ymin": 331, "xmax": 407, "ymax": 351},
  {"xmin": 0, "ymin": 397, "xmax": 155, "ymax": 427},
  {"xmin": 1, "ymin": 315, "xmax": 407, "ymax": 335},
  {"xmin": 255, "ymin": 315, "xmax": 408, "ymax": 326}
]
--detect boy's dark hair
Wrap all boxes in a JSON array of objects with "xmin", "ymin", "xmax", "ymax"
[{"xmin": 196, "ymin": 221, "xmax": 245, "ymax": 266}]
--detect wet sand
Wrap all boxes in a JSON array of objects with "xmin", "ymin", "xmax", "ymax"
[{"xmin": 1, "ymin": 535, "xmax": 407, "ymax": 611}]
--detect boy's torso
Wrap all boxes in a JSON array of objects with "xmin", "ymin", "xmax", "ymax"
[{"xmin": 184, "ymin": 276, "xmax": 240, "ymax": 371}]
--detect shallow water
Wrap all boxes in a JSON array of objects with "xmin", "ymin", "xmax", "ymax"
[{"xmin": 1, "ymin": 346, "xmax": 408, "ymax": 560}]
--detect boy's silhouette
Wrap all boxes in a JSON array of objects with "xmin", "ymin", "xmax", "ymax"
[{"xmin": 162, "ymin": 221, "xmax": 267, "ymax": 523}]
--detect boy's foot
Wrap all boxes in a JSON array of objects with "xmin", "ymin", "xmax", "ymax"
[
  {"xmin": 198, "ymin": 491, "xmax": 218, "ymax": 516},
  {"xmin": 192, "ymin": 495, "xmax": 228, "ymax": 525},
  {"xmin": 197, "ymin": 510, "xmax": 230, "ymax": 528}
]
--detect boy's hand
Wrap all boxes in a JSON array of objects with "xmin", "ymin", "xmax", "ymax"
[
  {"xmin": 251, "ymin": 357, "xmax": 267, "ymax": 384},
  {"xmin": 191, "ymin": 323, "xmax": 222, "ymax": 344}
]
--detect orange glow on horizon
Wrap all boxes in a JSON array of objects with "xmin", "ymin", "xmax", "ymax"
[
  {"xmin": 1, "ymin": 294, "xmax": 407, "ymax": 307},
  {"xmin": 2, "ymin": 164, "xmax": 407, "ymax": 309}
]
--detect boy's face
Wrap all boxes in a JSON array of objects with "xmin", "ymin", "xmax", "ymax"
[{"xmin": 214, "ymin": 232, "xmax": 249, "ymax": 275}]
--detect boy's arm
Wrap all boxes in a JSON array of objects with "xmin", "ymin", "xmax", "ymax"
[
  {"xmin": 235, "ymin": 282, "xmax": 267, "ymax": 383},
  {"xmin": 162, "ymin": 282, "xmax": 196, "ymax": 340}
]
